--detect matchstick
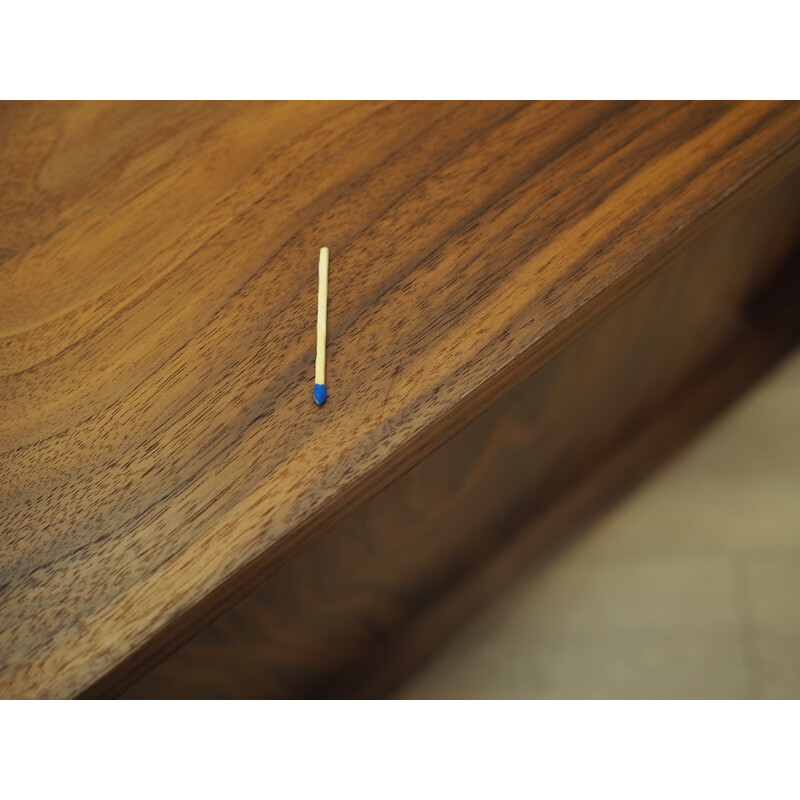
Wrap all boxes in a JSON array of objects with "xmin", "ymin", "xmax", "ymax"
[{"xmin": 313, "ymin": 247, "xmax": 329, "ymax": 405}]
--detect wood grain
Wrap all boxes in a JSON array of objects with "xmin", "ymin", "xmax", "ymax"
[
  {"xmin": 2, "ymin": 101, "xmax": 800, "ymax": 698},
  {"xmin": 120, "ymin": 169, "xmax": 800, "ymax": 698}
]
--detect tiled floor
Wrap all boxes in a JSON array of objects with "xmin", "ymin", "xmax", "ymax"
[{"xmin": 397, "ymin": 349, "xmax": 800, "ymax": 699}]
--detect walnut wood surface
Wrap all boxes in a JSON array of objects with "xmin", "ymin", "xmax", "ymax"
[
  {"xmin": 121, "ymin": 169, "xmax": 800, "ymax": 698},
  {"xmin": 2, "ymin": 101, "xmax": 800, "ymax": 698}
]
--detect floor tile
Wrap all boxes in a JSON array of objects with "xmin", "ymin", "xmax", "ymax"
[
  {"xmin": 748, "ymin": 638, "xmax": 800, "ymax": 700},
  {"xmin": 742, "ymin": 556, "xmax": 800, "ymax": 638},
  {"xmin": 397, "ymin": 636, "xmax": 751, "ymax": 700},
  {"xmin": 489, "ymin": 554, "xmax": 740, "ymax": 640}
]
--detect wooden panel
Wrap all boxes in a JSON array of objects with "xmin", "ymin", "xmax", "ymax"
[
  {"xmin": 121, "ymin": 167, "xmax": 800, "ymax": 699},
  {"xmin": 2, "ymin": 101, "xmax": 800, "ymax": 698}
]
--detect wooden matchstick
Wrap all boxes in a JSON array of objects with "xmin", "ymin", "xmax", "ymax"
[{"xmin": 313, "ymin": 246, "xmax": 329, "ymax": 405}]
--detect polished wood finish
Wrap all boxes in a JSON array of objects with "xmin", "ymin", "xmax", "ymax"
[
  {"xmin": 1, "ymin": 102, "xmax": 799, "ymax": 698},
  {"xmin": 121, "ymin": 170, "xmax": 800, "ymax": 698}
]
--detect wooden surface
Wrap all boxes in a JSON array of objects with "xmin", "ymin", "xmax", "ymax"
[
  {"xmin": 2, "ymin": 101, "xmax": 800, "ymax": 698},
  {"xmin": 121, "ymin": 170, "xmax": 800, "ymax": 698}
]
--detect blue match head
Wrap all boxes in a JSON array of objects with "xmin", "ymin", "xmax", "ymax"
[{"xmin": 313, "ymin": 383, "xmax": 327, "ymax": 405}]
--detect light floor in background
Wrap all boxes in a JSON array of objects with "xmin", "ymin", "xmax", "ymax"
[{"xmin": 396, "ymin": 348, "xmax": 800, "ymax": 699}]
